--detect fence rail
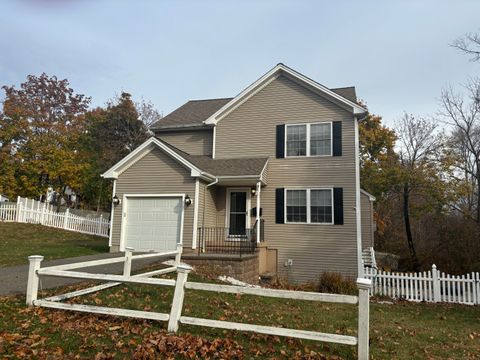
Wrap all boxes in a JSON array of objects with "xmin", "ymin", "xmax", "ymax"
[
  {"xmin": 27, "ymin": 247, "xmax": 372, "ymax": 360},
  {"xmin": 0, "ymin": 196, "xmax": 109, "ymax": 237},
  {"xmin": 364, "ymin": 265, "xmax": 480, "ymax": 305}
]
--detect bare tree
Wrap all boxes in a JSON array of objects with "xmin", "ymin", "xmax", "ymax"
[
  {"xmin": 395, "ymin": 114, "xmax": 442, "ymax": 270},
  {"xmin": 452, "ymin": 32, "xmax": 480, "ymax": 62},
  {"xmin": 136, "ymin": 98, "xmax": 163, "ymax": 132},
  {"xmin": 440, "ymin": 79, "xmax": 480, "ymax": 221}
]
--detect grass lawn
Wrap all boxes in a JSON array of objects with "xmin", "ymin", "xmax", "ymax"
[
  {"xmin": 0, "ymin": 222, "xmax": 109, "ymax": 267},
  {"xmin": 0, "ymin": 270, "xmax": 479, "ymax": 359}
]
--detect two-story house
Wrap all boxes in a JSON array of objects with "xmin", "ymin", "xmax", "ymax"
[{"xmin": 102, "ymin": 64, "xmax": 375, "ymax": 284}]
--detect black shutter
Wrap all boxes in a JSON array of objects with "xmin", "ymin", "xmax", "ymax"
[
  {"xmin": 333, "ymin": 187, "xmax": 344, "ymax": 225},
  {"xmin": 276, "ymin": 124, "xmax": 285, "ymax": 158},
  {"xmin": 332, "ymin": 121, "xmax": 342, "ymax": 156},
  {"xmin": 275, "ymin": 188, "xmax": 285, "ymax": 224}
]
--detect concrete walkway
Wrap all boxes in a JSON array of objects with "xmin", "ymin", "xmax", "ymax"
[{"xmin": 0, "ymin": 253, "xmax": 170, "ymax": 296}]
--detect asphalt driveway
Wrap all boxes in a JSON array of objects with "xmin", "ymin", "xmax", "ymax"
[{"xmin": 0, "ymin": 252, "xmax": 169, "ymax": 296}]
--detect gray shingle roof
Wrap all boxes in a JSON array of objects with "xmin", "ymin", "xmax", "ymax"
[
  {"xmin": 156, "ymin": 138, "xmax": 268, "ymax": 177},
  {"xmin": 150, "ymin": 98, "xmax": 232, "ymax": 130},
  {"xmin": 151, "ymin": 86, "xmax": 357, "ymax": 131},
  {"xmin": 331, "ymin": 87, "xmax": 357, "ymax": 103},
  {"xmin": 186, "ymin": 156, "xmax": 268, "ymax": 176}
]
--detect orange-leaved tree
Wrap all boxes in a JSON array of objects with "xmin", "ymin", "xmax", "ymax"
[{"xmin": 0, "ymin": 73, "xmax": 90, "ymax": 202}]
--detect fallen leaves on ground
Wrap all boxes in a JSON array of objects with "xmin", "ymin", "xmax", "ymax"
[{"xmin": 0, "ymin": 303, "xmax": 338, "ymax": 359}]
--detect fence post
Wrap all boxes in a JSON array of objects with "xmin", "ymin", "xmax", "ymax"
[
  {"xmin": 16, "ymin": 196, "xmax": 21, "ymax": 222},
  {"xmin": 475, "ymin": 272, "xmax": 479, "ymax": 305},
  {"xmin": 26, "ymin": 255, "xmax": 44, "ymax": 306},
  {"xmin": 63, "ymin": 208, "xmax": 70, "ymax": 230},
  {"xmin": 175, "ymin": 244, "xmax": 183, "ymax": 266},
  {"xmin": 123, "ymin": 247, "xmax": 134, "ymax": 276},
  {"xmin": 40, "ymin": 202, "xmax": 46, "ymax": 225},
  {"xmin": 432, "ymin": 264, "xmax": 440, "ymax": 303},
  {"xmin": 168, "ymin": 265, "xmax": 192, "ymax": 333},
  {"xmin": 97, "ymin": 215, "xmax": 103, "ymax": 235},
  {"xmin": 357, "ymin": 278, "xmax": 372, "ymax": 360}
]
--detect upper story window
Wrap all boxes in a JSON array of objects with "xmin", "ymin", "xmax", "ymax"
[
  {"xmin": 285, "ymin": 122, "xmax": 332, "ymax": 157},
  {"xmin": 286, "ymin": 125, "xmax": 307, "ymax": 156}
]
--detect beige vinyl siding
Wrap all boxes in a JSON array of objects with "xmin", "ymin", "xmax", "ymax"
[
  {"xmin": 197, "ymin": 181, "xmax": 216, "ymax": 229},
  {"xmin": 215, "ymin": 75, "xmax": 358, "ymax": 283},
  {"xmin": 156, "ymin": 129, "xmax": 213, "ymax": 155},
  {"xmin": 198, "ymin": 184, "xmax": 226, "ymax": 228},
  {"xmin": 111, "ymin": 147, "xmax": 196, "ymax": 251},
  {"xmin": 361, "ymin": 192, "xmax": 374, "ymax": 249}
]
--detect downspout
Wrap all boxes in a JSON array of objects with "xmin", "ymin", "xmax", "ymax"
[
  {"xmin": 202, "ymin": 177, "xmax": 218, "ymax": 227},
  {"xmin": 192, "ymin": 178, "xmax": 200, "ymax": 249},
  {"xmin": 200, "ymin": 177, "xmax": 218, "ymax": 253}
]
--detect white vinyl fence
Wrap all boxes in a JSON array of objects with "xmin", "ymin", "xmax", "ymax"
[
  {"xmin": 0, "ymin": 202, "xmax": 17, "ymax": 221},
  {"xmin": 365, "ymin": 265, "xmax": 480, "ymax": 305},
  {"xmin": 0, "ymin": 196, "xmax": 109, "ymax": 238},
  {"xmin": 26, "ymin": 247, "xmax": 373, "ymax": 360}
]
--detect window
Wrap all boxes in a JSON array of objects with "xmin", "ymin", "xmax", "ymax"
[
  {"xmin": 286, "ymin": 190, "xmax": 307, "ymax": 222},
  {"xmin": 310, "ymin": 189, "xmax": 332, "ymax": 223},
  {"xmin": 285, "ymin": 122, "xmax": 332, "ymax": 157},
  {"xmin": 286, "ymin": 125, "xmax": 306, "ymax": 156},
  {"xmin": 310, "ymin": 123, "xmax": 332, "ymax": 156},
  {"xmin": 285, "ymin": 188, "xmax": 333, "ymax": 224}
]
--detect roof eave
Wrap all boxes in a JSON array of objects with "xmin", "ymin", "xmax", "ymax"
[
  {"xmin": 151, "ymin": 124, "xmax": 214, "ymax": 132},
  {"xmin": 360, "ymin": 189, "xmax": 376, "ymax": 201},
  {"xmin": 101, "ymin": 137, "xmax": 216, "ymax": 181}
]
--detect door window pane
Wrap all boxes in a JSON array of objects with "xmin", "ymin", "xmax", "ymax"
[
  {"xmin": 229, "ymin": 191, "xmax": 247, "ymax": 236},
  {"xmin": 229, "ymin": 214, "xmax": 247, "ymax": 235},
  {"xmin": 311, "ymin": 189, "xmax": 332, "ymax": 223},
  {"xmin": 310, "ymin": 123, "xmax": 331, "ymax": 156},
  {"xmin": 286, "ymin": 190, "xmax": 307, "ymax": 222},
  {"xmin": 230, "ymin": 192, "xmax": 246, "ymax": 212},
  {"xmin": 286, "ymin": 125, "xmax": 307, "ymax": 156}
]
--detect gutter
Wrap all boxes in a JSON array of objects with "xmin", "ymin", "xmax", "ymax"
[{"xmin": 152, "ymin": 124, "xmax": 213, "ymax": 132}]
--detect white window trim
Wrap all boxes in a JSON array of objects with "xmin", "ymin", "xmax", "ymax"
[
  {"xmin": 284, "ymin": 188, "xmax": 334, "ymax": 225},
  {"xmin": 284, "ymin": 122, "xmax": 333, "ymax": 158},
  {"xmin": 225, "ymin": 187, "xmax": 252, "ymax": 240}
]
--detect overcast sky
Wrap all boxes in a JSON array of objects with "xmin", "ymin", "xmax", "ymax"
[{"xmin": 0, "ymin": 0, "xmax": 479, "ymax": 125}]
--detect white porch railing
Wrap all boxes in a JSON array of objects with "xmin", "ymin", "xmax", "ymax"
[
  {"xmin": 0, "ymin": 196, "xmax": 109, "ymax": 237},
  {"xmin": 364, "ymin": 265, "xmax": 480, "ymax": 305},
  {"xmin": 27, "ymin": 247, "xmax": 373, "ymax": 360}
]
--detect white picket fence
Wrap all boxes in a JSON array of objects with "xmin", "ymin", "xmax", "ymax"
[
  {"xmin": 364, "ymin": 265, "xmax": 480, "ymax": 305},
  {"xmin": 0, "ymin": 196, "xmax": 109, "ymax": 238}
]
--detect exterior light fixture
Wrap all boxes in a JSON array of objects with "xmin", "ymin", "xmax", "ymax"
[
  {"xmin": 184, "ymin": 195, "xmax": 192, "ymax": 206},
  {"xmin": 112, "ymin": 195, "xmax": 121, "ymax": 206},
  {"xmin": 251, "ymin": 188, "xmax": 257, "ymax": 196}
]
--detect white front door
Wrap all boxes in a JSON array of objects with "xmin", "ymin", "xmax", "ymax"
[
  {"xmin": 226, "ymin": 189, "xmax": 250, "ymax": 237},
  {"xmin": 124, "ymin": 196, "xmax": 183, "ymax": 252}
]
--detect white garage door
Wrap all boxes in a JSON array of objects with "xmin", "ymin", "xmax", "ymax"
[{"xmin": 124, "ymin": 196, "xmax": 183, "ymax": 252}]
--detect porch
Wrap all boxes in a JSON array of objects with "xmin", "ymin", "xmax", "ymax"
[
  {"xmin": 195, "ymin": 176, "xmax": 266, "ymax": 257},
  {"xmin": 196, "ymin": 219, "xmax": 265, "ymax": 256}
]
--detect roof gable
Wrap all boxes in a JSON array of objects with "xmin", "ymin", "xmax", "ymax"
[
  {"xmin": 204, "ymin": 63, "xmax": 367, "ymax": 125},
  {"xmin": 101, "ymin": 137, "xmax": 212, "ymax": 180},
  {"xmin": 101, "ymin": 137, "xmax": 269, "ymax": 181}
]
